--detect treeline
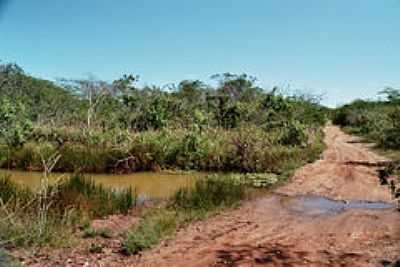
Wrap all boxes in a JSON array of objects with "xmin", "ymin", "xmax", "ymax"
[
  {"xmin": 0, "ymin": 62, "xmax": 328, "ymax": 173},
  {"xmin": 333, "ymin": 88, "xmax": 400, "ymax": 149}
]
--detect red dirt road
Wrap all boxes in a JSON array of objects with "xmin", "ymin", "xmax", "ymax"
[{"xmin": 129, "ymin": 125, "xmax": 400, "ymax": 267}]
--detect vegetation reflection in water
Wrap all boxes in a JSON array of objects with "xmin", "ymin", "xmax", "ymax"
[{"xmin": 0, "ymin": 169, "xmax": 205, "ymax": 200}]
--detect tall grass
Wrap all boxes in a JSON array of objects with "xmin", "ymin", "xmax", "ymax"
[
  {"xmin": 172, "ymin": 176, "xmax": 245, "ymax": 211},
  {"xmin": 0, "ymin": 175, "xmax": 136, "ymax": 248},
  {"xmin": 0, "ymin": 177, "xmax": 32, "ymax": 206},
  {"xmin": 51, "ymin": 175, "xmax": 135, "ymax": 217}
]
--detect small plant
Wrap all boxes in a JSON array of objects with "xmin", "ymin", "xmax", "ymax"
[
  {"xmin": 96, "ymin": 227, "xmax": 113, "ymax": 239},
  {"xmin": 121, "ymin": 210, "xmax": 177, "ymax": 255},
  {"xmin": 89, "ymin": 243, "xmax": 103, "ymax": 254},
  {"xmin": 83, "ymin": 227, "xmax": 97, "ymax": 238}
]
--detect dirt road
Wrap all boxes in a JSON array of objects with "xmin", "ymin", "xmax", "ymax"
[{"xmin": 130, "ymin": 125, "xmax": 400, "ymax": 266}]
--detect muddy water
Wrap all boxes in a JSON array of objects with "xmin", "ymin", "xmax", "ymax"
[
  {"xmin": 277, "ymin": 194, "xmax": 395, "ymax": 216},
  {"xmin": 0, "ymin": 169, "xmax": 205, "ymax": 200}
]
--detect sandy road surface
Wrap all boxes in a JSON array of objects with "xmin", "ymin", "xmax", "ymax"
[{"xmin": 128, "ymin": 125, "xmax": 400, "ymax": 267}]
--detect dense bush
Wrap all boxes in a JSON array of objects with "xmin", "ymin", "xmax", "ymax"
[
  {"xmin": 0, "ymin": 125, "xmax": 325, "ymax": 174},
  {"xmin": 0, "ymin": 62, "xmax": 327, "ymax": 173},
  {"xmin": 0, "ymin": 98, "xmax": 32, "ymax": 148}
]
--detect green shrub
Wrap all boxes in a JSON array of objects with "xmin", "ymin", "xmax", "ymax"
[
  {"xmin": 381, "ymin": 128, "xmax": 400, "ymax": 149},
  {"xmin": 279, "ymin": 121, "xmax": 307, "ymax": 146},
  {"xmin": 83, "ymin": 227, "xmax": 97, "ymax": 238}
]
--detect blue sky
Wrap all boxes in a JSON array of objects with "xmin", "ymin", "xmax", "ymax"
[{"xmin": 1, "ymin": 0, "xmax": 399, "ymax": 107}]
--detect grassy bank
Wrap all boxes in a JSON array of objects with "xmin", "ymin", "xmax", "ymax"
[
  {"xmin": 0, "ymin": 145, "xmax": 325, "ymax": 263},
  {"xmin": 121, "ymin": 175, "xmax": 247, "ymax": 255},
  {"xmin": 120, "ymin": 171, "xmax": 299, "ymax": 255},
  {"xmin": 0, "ymin": 175, "xmax": 135, "ymax": 249}
]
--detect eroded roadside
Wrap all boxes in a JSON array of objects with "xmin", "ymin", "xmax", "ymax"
[{"xmin": 126, "ymin": 125, "xmax": 400, "ymax": 267}]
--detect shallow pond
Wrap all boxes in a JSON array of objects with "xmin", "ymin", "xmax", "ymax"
[{"xmin": 0, "ymin": 170, "xmax": 205, "ymax": 201}]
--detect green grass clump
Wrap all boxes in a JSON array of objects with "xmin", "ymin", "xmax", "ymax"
[
  {"xmin": 121, "ymin": 210, "xmax": 177, "ymax": 255},
  {"xmin": 83, "ymin": 227, "xmax": 113, "ymax": 239}
]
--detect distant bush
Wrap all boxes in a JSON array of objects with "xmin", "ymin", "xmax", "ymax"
[
  {"xmin": 381, "ymin": 128, "xmax": 400, "ymax": 149},
  {"xmin": 333, "ymin": 94, "xmax": 400, "ymax": 150}
]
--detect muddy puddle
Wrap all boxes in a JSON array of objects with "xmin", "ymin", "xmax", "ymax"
[{"xmin": 277, "ymin": 194, "xmax": 395, "ymax": 216}]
